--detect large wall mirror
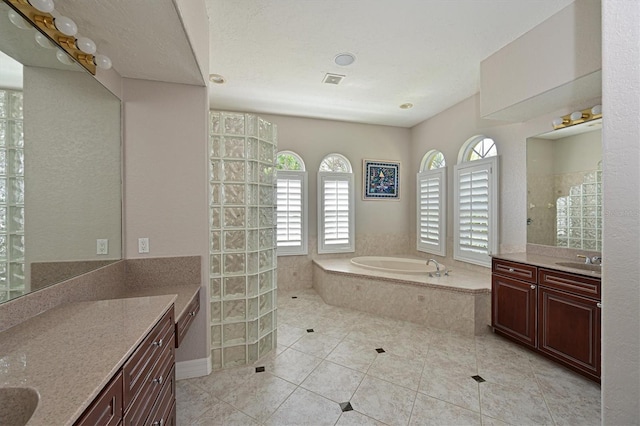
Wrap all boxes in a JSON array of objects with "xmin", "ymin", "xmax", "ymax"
[
  {"xmin": 0, "ymin": 1, "xmax": 122, "ymax": 304},
  {"xmin": 527, "ymin": 119, "xmax": 602, "ymax": 251}
]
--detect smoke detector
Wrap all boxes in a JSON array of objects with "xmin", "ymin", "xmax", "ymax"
[{"xmin": 323, "ymin": 73, "xmax": 345, "ymax": 85}]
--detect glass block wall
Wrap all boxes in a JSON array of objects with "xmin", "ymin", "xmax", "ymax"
[
  {"xmin": 209, "ymin": 111, "xmax": 278, "ymax": 370},
  {"xmin": 0, "ymin": 89, "xmax": 25, "ymax": 302},
  {"xmin": 556, "ymin": 167, "xmax": 602, "ymax": 251}
]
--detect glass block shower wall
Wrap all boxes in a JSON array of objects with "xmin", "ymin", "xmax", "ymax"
[
  {"xmin": 556, "ymin": 167, "xmax": 602, "ymax": 251},
  {"xmin": 209, "ymin": 111, "xmax": 278, "ymax": 370},
  {"xmin": 0, "ymin": 90, "xmax": 25, "ymax": 302}
]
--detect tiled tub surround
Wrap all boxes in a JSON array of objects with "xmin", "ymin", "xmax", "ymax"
[
  {"xmin": 0, "ymin": 295, "xmax": 176, "ymax": 426},
  {"xmin": 313, "ymin": 257, "xmax": 491, "ymax": 336}
]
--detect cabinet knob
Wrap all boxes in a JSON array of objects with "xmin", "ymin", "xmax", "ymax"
[
  {"xmin": 597, "ymin": 302, "xmax": 602, "ymax": 308},
  {"xmin": 190, "ymin": 311, "xmax": 196, "ymax": 316},
  {"xmin": 530, "ymin": 285, "xmax": 536, "ymax": 290},
  {"xmin": 152, "ymin": 338, "xmax": 163, "ymax": 347},
  {"xmin": 152, "ymin": 420, "xmax": 164, "ymax": 426},
  {"xmin": 508, "ymin": 268, "xmax": 514, "ymax": 272},
  {"xmin": 153, "ymin": 375, "xmax": 163, "ymax": 385}
]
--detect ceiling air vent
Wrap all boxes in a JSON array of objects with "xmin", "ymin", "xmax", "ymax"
[{"xmin": 323, "ymin": 73, "xmax": 345, "ymax": 85}]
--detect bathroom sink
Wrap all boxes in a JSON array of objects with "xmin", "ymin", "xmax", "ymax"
[
  {"xmin": 0, "ymin": 387, "xmax": 39, "ymax": 426},
  {"xmin": 555, "ymin": 262, "xmax": 602, "ymax": 273}
]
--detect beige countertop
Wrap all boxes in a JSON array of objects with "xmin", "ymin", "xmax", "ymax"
[
  {"xmin": 313, "ymin": 257, "xmax": 491, "ymax": 293},
  {"xmin": 115, "ymin": 284, "xmax": 200, "ymax": 320},
  {"xmin": 492, "ymin": 252, "xmax": 602, "ymax": 278},
  {"xmin": 0, "ymin": 295, "xmax": 176, "ymax": 426}
]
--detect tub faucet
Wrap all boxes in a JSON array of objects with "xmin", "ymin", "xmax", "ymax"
[{"xmin": 427, "ymin": 259, "xmax": 443, "ymax": 277}]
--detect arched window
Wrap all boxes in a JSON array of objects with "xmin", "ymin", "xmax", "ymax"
[
  {"xmin": 417, "ymin": 150, "xmax": 446, "ymax": 255},
  {"xmin": 318, "ymin": 153, "xmax": 354, "ymax": 253},
  {"xmin": 454, "ymin": 136, "xmax": 499, "ymax": 267},
  {"xmin": 276, "ymin": 151, "xmax": 307, "ymax": 255}
]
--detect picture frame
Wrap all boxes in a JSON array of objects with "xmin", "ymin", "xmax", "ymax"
[{"xmin": 363, "ymin": 159, "xmax": 400, "ymax": 200}]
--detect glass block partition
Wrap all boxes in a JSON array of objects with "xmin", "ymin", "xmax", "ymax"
[
  {"xmin": 0, "ymin": 90, "xmax": 25, "ymax": 302},
  {"xmin": 209, "ymin": 111, "xmax": 278, "ymax": 370},
  {"xmin": 556, "ymin": 168, "xmax": 602, "ymax": 251}
]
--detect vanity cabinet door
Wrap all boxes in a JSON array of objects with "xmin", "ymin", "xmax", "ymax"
[
  {"xmin": 492, "ymin": 274, "xmax": 537, "ymax": 347},
  {"xmin": 538, "ymin": 286, "xmax": 601, "ymax": 380},
  {"xmin": 74, "ymin": 371, "xmax": 123, "ymax": 426},
  {"xmin": 176, "ymin": 289, "xmax": 200, "ymax": 348}
]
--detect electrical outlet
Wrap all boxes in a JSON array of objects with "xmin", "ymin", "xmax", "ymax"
[
  {"xmin": 138, "ymin": 237, "xmax": 149, "ymax": 254},
  {"xmin": 97, "ymin": 239, "xmax": 108, "ymax": 255}
]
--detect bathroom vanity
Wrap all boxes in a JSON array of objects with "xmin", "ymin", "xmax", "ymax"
[{"xmin": 491, "ymin": 253, "xmax": 601, "ymax": 382}]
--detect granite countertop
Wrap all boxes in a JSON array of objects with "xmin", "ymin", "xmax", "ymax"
[
  {"xmin": 115, "ymin": 284, "xmax": 200, "ymax": 321},
  {"xmin": 0, "ymin": 295, "xmax": 176, "ymax": 426},
  {"xmin": 492, "ymin": 252, "xmax": 602, "ymax": 278}
]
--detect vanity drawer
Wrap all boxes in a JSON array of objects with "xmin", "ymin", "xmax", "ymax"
[
  {"xmin": 176, "ymin": 289, "xmax": 200, "ymax": 348},
  {"xmin": 145, "ymin": 366, "xmax": 176, "ymax": 426},
  {"xmin": 539, "ymin": 269, "xmax": 601, "ymax": 300},
  {"xmin": 492, "ymin": 259, "xmax": 537, "ymax": 283},
  {"xmin": 123, "ymin": 307, "xmax": 174, "ymax": 408},
  {"xmin": 124, "ymin": 340, "xmax": 175, "ymax": 426},
  {"xmin": 75, "ymin": 371, "xmax": 123, "ymax": 426}
]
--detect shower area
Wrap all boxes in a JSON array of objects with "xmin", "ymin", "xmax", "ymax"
[{"xmin": 208, "ymin": 111, "xmax": 278, "ymax": 370}]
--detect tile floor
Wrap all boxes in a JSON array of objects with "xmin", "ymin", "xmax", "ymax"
[{"xmin": 177, "ymin": 289, "xmax": 601, "ymax": 425}]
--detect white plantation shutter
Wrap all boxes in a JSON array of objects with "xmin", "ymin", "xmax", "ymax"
[
  {"xmin": 276, "ymin": 171, "xmax": 307, "ymax": 255},
  {"xmin": 417, "ymin": 167, "xmax": 446, "ymax": 255},
  {"xmin": 318, "ymin": 172, "xmax": 354, "ymax": 253},
  {"xmin": 454, "ymin": 156, "xmax": 499, "ymax": 267}
]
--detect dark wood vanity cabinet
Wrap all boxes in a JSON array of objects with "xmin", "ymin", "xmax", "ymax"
[
  {"xmin": 75, "ymin": 306, "xmax": 176, "ymax": 426},
  {"xmin": 176, "ymin": 289, "xmax": 200, "ymax": 348},
  {"xmin": 492, "ymin": 258, "xmax": 602, "ymax": 382},
  {"xmin": 492, "ymin": 260, "xmax": 538, "ymax": 347}
]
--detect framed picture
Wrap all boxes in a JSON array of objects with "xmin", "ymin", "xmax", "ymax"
[{"xmin": 363, "ymin": 159, "xmax": 400, "ymax": 200}]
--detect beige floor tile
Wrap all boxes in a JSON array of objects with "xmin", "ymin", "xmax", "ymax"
[
  {"xmin": 425, "ymin": 345, "xmax": 478, "ymax": 373},
  {"xmin": 189, "ymin": 364, "xmax": 255, "ymax": 399},
  {"xmin": 191, "ymin": 400, "xmax": 259, "ymax": 425},
  {"xmin": 326, "ymin": 339, "xmax": 379, "ymax": 373},
  {"xmin": 335, "ymin": 410, "xmax": 388, "ymax": 426},
  {"xmin": 409, "ymin": 393, "xmax": 482, "ymax": 425},
  {"xmin": 176, "ymin": 381, "xmax": 219, "ymax": 424},
  {"xmin": 264, "ymin": 387, "xmax": 343, "ymax": 426},
  {"xmin": 220, "ymin": 372, "xmax": 296, "ymax": 423},
  {"xmin": 277, "ymin": 323, "xmax": 308, "ymax": 346},
  {"xmin": 291, "ymin": 331, "xmax": 344, "ymax": 358},
  {"xmin": 367, "ymin": 352, "xmax": 425, "ymax": 391},
  {"xmin": 481, "ymin": 415, "xmax": 512, "ymax": 426},
  {"xmin": 419, "ymin": 365, "xmax": 480, "ymax": 412},
  {"xmin": 480, "ymin": 381, "xmax": 554, "ymax": 425},
  {"xmin": 265, "ymin": 347, "xmax": 322, "ymax": 384},
  {"xmin": 351, "ymin": 375, "xmax": 416, "ymax": 426},
  {"xmin": 300, "ymin": 360, "xmax": 365, "ymax": 403}
]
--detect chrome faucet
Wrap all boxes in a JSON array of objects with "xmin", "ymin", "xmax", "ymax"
[
  {"xmin": 577, "ymin": 254, "xmax": 602, "ymax": 265},
  {"xmin": 427, "ymin": 258, "xmax": 448, "ymax": 277}
]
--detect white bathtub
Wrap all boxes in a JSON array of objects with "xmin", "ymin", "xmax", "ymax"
[{"xmin": 350, "ymin": 256, "xmax": 439, "ymax": 275}]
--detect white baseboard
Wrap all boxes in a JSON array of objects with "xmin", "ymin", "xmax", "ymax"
[{"xmin": 176, "ymin": 356, "xmax": 211, "ymax": 380}]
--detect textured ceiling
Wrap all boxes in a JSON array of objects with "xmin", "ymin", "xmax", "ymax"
[{"xmin": 206, "ymin": 0, "xmax": 575, "ymax": 128}]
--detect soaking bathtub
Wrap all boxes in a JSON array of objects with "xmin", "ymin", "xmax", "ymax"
[{"xmin": 312, "ymin": 256, "xmax": 491, "ymax": 336}]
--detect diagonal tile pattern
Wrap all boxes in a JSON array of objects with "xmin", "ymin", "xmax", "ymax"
[{"xmin": 177, "ymin": 288, "xmax": 601, "ymax": 425}]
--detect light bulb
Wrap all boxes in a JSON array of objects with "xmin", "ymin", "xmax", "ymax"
[
  {"xmin": 8, "ymin": 10, "xmax": 31, "ymax": 29},
  {"xmin": 570, "ymin": 111, "xmax": 585, "ymax": 121},
  {"xmin": 76, "ymin": 37, "xmax": 96, "ymax": 54},
  {"xmin": 56, "ymin": 49, "xmax": 74, "ymax": 65},
  {"xmin": 54, "ymin": 16, "xmax": 77, "ymax": 36},
  {"xmin": 35, "ymin": 32, "xmax": 55, "ymax": 49},
  {"xmin": 591, "ymin": 105, "xmax": 602, "ymax": 115},
  {"xmin": 94, "ymin": 54, "xmax": 112, "ymax": 70},
  {"xmin": 28, "ymin": 0, "xmax": 54, "ymax": 13},
  {"xmin": 552, "ymin": 117, "xmax": 565, "ymax": 127}
]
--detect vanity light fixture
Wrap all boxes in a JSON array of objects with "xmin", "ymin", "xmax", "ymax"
[
  {"xmin": 552, "ymin": 104, "xmax": 603, "ymax": 130},
  {"xmin": 5, "ymin": 0, "xmax": 112, "ymax": 74}
]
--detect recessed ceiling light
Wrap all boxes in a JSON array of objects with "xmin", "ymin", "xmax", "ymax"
[
  {"xmin": 334, "ymin": 53, "xmax": 356, "ymax": 66},
  {"xmin": 209, "ymin": 74, "xmax": 226, "ymax": 84},
  {"xmin": 400, "ymin": 103, "xmax": 413, "ymax": 109}
]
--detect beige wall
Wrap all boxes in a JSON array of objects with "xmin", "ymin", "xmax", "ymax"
[
  {"xmin": 601, "ymin": 0, "xmax": 640, "ymax": 422},
  {"xmin": 553, "ymin": 129, "xmax": 601, "ymax": 174},
  {"xmin": 122, "ymin": 78, "xmax": 209, "ymax": 362}
]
